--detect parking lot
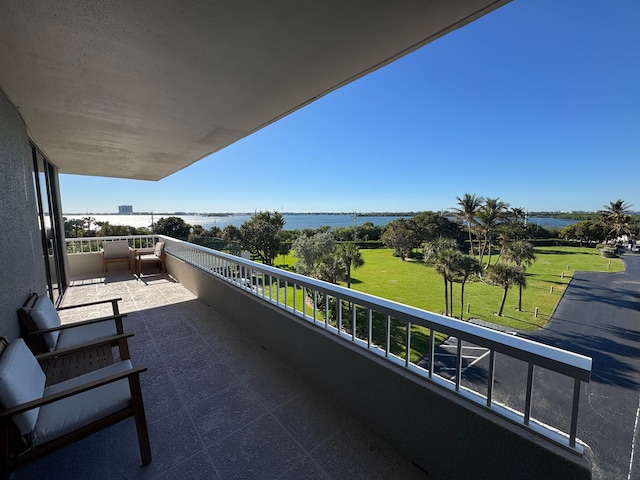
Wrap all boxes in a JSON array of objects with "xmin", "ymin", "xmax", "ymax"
[{"xmin": 417, "ymin": 335, "xmax": 491, "ymax": 381}]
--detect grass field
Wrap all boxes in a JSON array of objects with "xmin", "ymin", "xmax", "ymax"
[
  {"xmin": 276, "ymin": 246, "xmax": 624, "ymax": 331},
  {"xmin": 271, "ymin": 245, "xmax": 623, "ymax": 361}
]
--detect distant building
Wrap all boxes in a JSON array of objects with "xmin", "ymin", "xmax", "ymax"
[{"xmin": 118, "ymin": 205, "xmax": 133, "ymax": 214}]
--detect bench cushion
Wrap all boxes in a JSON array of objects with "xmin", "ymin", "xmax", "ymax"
[{"xmin": 0, "ymin": 339, "xmax": 46, "ymax": 436}]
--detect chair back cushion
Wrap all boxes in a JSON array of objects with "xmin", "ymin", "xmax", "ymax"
[
  {"xmin": 30, "ymin": 295, "xmax": 62, "ymax": 351},
  {"xmin": 0, "ymin": 339, "xmax": 46, "ymax": 436},
  {"xmin": 102, "ymin": 240, "xmax": 129, "ymax": 259},
  {"xmin": 154, "ymin": 241, "xmax": 165, "ymax": 257}
]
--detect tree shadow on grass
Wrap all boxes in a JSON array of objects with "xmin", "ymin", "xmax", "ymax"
[{"xmin": 538, "ymin": 249, "xmax": 591, "ymax": 256}]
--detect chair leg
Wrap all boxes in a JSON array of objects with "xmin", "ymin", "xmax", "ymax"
[
  {"xmin": 0, "ymin": 418, "xmax": 10, "ymax": 480},
  {"xmin": 118, "ymin": 338, "xmax": 131, "ymax": 360},
  {"xmin": 128, "ymin": 375, "xmax": 151, "ymax": 465}
]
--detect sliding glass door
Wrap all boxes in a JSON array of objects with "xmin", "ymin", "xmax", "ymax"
[{"xmin": 31, "ymin": 143, "xmax": 67, "ymax": 304}]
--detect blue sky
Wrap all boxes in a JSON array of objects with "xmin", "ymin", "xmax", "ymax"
[{"xmin": 60, "ymin": 0, "xmax": 640, "ymax": 214}]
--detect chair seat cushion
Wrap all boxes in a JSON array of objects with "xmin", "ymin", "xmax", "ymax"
[
  {"xmin": 55, "ymin": 320, "xmax": 118, "ymax": 350},
  {"xmin": 139, "ymin": 254, "xmax": 161, "ymax": 262},
  {"xmin": 29, "ymin": 296, "xmax": 61, "ymax": 351},
  {"xmin": 32, "ymin": 360, "xmax": 133, "ymax": 447},
  {"xmin": 0, "ymin": 339, "xmax": 46, "ymax": 436}
]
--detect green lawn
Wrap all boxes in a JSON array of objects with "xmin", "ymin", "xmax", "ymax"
[
  {"xmin": 271, "ymin": 245, "xmax": 623, "ymax": 361},
  {"xmin": 337, "ymin": 246, "xmax": 623, "ymax": 331}
]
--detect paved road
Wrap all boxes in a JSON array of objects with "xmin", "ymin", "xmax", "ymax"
[{"xmin": 462, "ymin": 252, "xmax": 640, "ymax": 479}]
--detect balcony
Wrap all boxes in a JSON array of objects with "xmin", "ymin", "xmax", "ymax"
[
  {"xmin": 14, "ymin": 269, "xmax": 432, "ymax": 480},
  {"xmin": 14, "ymin": 235, "xmax": 593, "ymax": 479}
]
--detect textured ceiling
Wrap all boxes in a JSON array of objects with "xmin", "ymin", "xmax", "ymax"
[{"xmin": 0, "ymin": 0, "xmax": 509, "ymax": 180}]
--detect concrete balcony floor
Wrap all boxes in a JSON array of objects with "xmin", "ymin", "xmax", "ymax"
[{"xmin": 12, "ymin": 272, "xmax": 432, "ymax": 480}]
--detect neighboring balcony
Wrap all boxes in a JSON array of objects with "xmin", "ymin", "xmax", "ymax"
[{"xmin": 32, "ymin": 234, "xmax": 594, "ymax": 480}]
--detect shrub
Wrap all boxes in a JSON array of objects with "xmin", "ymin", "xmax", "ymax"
[{"xmin": 598, "ymin": 246, "xmax": 618, "ymax": 258}]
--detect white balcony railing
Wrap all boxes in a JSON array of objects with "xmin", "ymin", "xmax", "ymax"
[
  {"xmin": 66, "ymin": 234, "xmax": 592, "ymax": 454},
  {"xmin": 66, "ymin": 235, "xmax": 159, "ymax": 253}
]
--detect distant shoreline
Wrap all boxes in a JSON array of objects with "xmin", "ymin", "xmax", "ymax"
[
  {"xmin": 61, "ymin": 212, "xmax": 579, "ymax": 231},
  {"xmin": 62, "ymin": 210, "xmax": 598, "ymax": 218},
  {"xmin": 63, "ymin": 211, "xmax": 417, "ymax": 216}
]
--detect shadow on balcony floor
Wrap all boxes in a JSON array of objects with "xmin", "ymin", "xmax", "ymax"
[{"xmin": 12, "ymin": 272, "xmax": 433, "ymax": 480}]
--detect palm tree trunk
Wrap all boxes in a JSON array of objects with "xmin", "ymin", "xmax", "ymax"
[
  {"xmin": 347, "ymin": 264, "xmax": 352, "ymax": 288},
  {"xmin": 497, "ymin": 286, "xmax": 508, "ymax": 316},
  {"xmin": 460, "ymin": 275, "xmax": 468, "ymax": 320},
  {"xmin": 518, "ymin": 284, "xmax": 523, "ymax": 311},
  {"xmin": 479, "ymin": 236, "xmax": 487, "ymax": 265},
  {"xmin": 443, "ymin": 274, "xmax": 449, "ymax": 316},
  {"xmin": 449, "ymin": 279, "xmax": 454, "ymax": 317},
  {"xmin": 460, "ymin": 282, "xmax": 465, "ymax": 320},
  {"xmin": 468, "ymin": 227, "xmax": 475, "ymax": 257},
  {"xmin": 485, "ymin": 241, "xmax": 493, "ymax": 269}
]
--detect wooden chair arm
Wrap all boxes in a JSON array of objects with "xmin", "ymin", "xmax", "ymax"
[
  {"xmin": 35, "ymin": 333, "xmax": 134, "ymax": 361},
  {"xmin": 26, "ymin": 314, "xmax": 127, "ymax": 336},
  {"xmin": 57, "ymin": 297, "xmax": 122, "ymax": 311},
  {"xmin": 0, "ymin": 366, "xmax": 147, "ymax": 419}
]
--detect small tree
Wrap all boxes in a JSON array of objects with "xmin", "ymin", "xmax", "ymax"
[
  {"xmin": 207, "ymin": 226, "xmax": 223, "ymax": 238},
  {"xmin": 382, "ymin": 218, "xmax": 417, "ymax": 260},
  {"xmin": 453, "ymin": 193, "xmax": 484, "ymax": 257},
  {"xmin": 412, "ymin": 211, "xmax": 465, "ymax": 246},
  {"xmin": 293, "ymin": 232, "xmax": 340, "ymax": 315},
  {"xmin": 293, "ymin": 231, "xmax": 336, "ymax": 276},
  {"xmin": 64, "ymin": 218, "xmax": 86, "ymax": 238},
  {"xmin": 190, "ymin": 224, "xmax": 206, "ymax": 239},
  {"xmin": 601, "ymin": 199, "xmax": 632, "ymax": 243},
  {"xmin": 424, "ymin": 237, "xmax": 459, "ymax": 316},
  {"xmin": 240, "ymin": 211, "xmax": 285, "ymax": 266},
  {"xmin": 152, "ymin": 216, "xmax": 191, "ymax": 240},
  {"xmin": 82, "ymin": 216, "xmax": 98, "ymax": 236},
  {"xmin": 222, "ymin": 225, "xmax": 241, "ymax": 241},
  {"xmin": 486, "ymin": 263, "xmax": 526, "ymax": 317},
  {"xmin": 501, "ymin": 240, "xmax": 536, "ymax": 311},
  {"xmin": 456, "ymin": 255, "xmax": 481, "ymax": 320},
  {"xmin": 476, "ymin": 197, "xmax": 509, "ymax": 268},
  {"xmin": 97, "ymin": 222, "xmax": 137, "ymax": 236},
  {"xmin": 336, "ymin": 242, "xmax": 364, "ymax": 288}
]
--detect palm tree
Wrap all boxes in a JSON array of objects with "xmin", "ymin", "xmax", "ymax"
[
  {"xmin": 455, "ymin": 255, "xmax": 481, "ymax": 320},
  {"xmin": 476, "ymin": 197, "xmax": 509, "ymax": 268},
  {"xmin": 510, "ymin": 207, "xmax": 526, "ymax": 224},
  {"xmin": 336, "ymin": 242, "xmax": 364, "ymax": 288},
  {"xmin": 424, "ymin": 237, "xmax": 459, "ymax": 316},
  {"xmin": 454, "ymin": 193, "xmax": 484, "ymax": 258},
  {"xmin": 501, "ymin": 240, "xmax": 536, "ymax": 311},
  {"xmin": 601, "ymin": 199, "xmax": 632, "ymax": 243},
  {"xmin": 486, "ymin": 263, "xmax": 526, "ymax": 317}
]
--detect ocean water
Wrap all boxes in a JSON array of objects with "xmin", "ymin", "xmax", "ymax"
[{"xmin": 63, "ymin": 213, "xmax": 576, "ymax": 231}]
